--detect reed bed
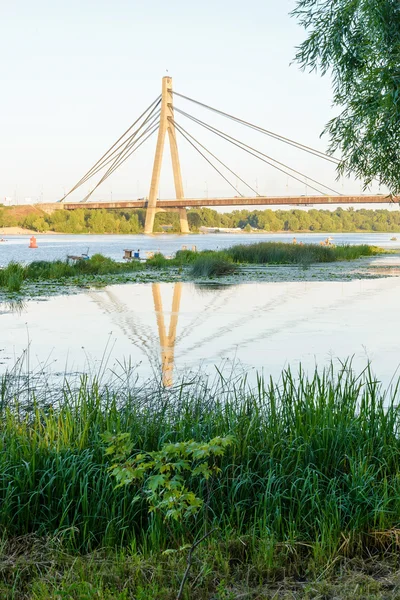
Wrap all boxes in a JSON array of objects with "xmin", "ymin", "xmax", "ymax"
[
  {"xmin": 1, "ymin": 363, "xmax": 400, "ymax": 560},
  {"xmin": 190, "ymin": 255, "xmax": 237, "ymax": 277},
  {"xmin": 225, "ymin": 241, "xmax": 379, "ymax": 264},
  {"xmin": 0, "ymin": 243, "xmax": 380, "ymax": 292},
  {"xmin": 0, "ymin": 254, "xmax": 144, "ymax": 292}
]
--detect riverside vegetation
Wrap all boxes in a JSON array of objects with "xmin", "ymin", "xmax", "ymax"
[
  {"xmin": 2, "ymin": 364, "xmax": 400, "ymax": 598},
  {"xmin": 2, "ymin": 204, "xmax": 400, "ymax": 233},
  {"xmin": 0, "ymin": 242, "xmax": 380, "ymax": 294}
]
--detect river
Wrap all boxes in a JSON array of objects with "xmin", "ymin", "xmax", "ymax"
[
  {"xmin": 1, "ymin": 276, "xmax": 400, "ymax": 388},
  {"xmin": 1, "ymin": 232, "xmax": 400, "ymax": 388},
  {"xmin": 1, "ymin": 232, "xmax": 400, "ymax": 266}
]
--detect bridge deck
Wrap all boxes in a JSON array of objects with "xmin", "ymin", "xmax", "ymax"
[{"xmin": 60, "ymin": 195, "xmax": 394, "ymax": 210}]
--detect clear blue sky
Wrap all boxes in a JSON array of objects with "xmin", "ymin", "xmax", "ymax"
[{"xmin": 0, "ymin": 0, "xmax": 386, "ymax": 204}]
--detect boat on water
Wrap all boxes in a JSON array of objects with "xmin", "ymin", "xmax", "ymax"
[
  {"xmin": 67, "ymin": 254, "xmax": 90, "ymax": 261},
  {"xmin": 67, "ymin": 247, "xmax": 90, "ymax": 261}
]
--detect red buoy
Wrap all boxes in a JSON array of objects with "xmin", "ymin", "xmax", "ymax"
[{"xmin": 29, "ymin": 235, "xmax": 38, "ymax": 248}]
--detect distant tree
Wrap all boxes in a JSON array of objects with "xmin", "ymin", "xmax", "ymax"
[
  {"xmin": 187, "ymin": 211, "xmax": 202, "ymax": 230},
  {"xmin": 292, "ymin": 0, "xmax": 400, "ymax": 194}
]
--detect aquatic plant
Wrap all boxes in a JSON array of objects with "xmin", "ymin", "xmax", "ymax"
[
  {"xmin": 225, "ymin": 241, "xmax": 378, "ymax": 264},
  {"xmin": 0, "ymin": 262, "xmax": 25, "ymax": 292},
  {"xmin": 191, "ymin": 255, "xmax": 237, "ymax": 277},
  {"xmin": 146, "ymin": 252, "xmax": 171, "ymax": 268},
  {"xmin": 0, "ymin": 255, "xmax": 145, "ymax": 293}
]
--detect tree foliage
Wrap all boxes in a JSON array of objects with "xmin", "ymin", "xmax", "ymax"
[
  {"xmin": 2, "ymin": 205, "xmax": 400, "ymax": 233},
  {"xmin": 292, "ymin": 0, "xmax": 400, "ymax": 194}
]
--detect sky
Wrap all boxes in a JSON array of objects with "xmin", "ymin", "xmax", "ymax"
[{"xmin": 0, "ymin": 0, "xmax": 391, "ymax": 207}]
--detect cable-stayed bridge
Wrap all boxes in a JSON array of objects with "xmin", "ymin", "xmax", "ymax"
[{"xmin": 44, "ymin": 76, "xmax": 394, "ymax": 234}]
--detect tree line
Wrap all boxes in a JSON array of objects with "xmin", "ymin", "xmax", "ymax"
[{"xmin": 1, "ymin": 205, "xmax": 400, "ymax": 234}]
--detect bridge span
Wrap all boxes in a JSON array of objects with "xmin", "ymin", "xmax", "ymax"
[
  {"xmin": 53, "ymin": 194, "xmax": 394, "ymax": 212},
  {"xmin": 58, "ymin": 76, "xmax": 396, "ymax": 233}
]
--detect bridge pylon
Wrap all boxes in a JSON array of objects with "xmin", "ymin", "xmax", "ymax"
[{"xmin": 144, "ymin": 77, "xmax": 189, "ymax": 235}]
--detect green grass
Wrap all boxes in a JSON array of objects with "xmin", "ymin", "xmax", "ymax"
[{"xmin": 1, "ymin": 363, "xmax": 400, "ymax": 597}]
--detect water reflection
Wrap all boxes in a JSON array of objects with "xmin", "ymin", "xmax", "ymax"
[
  {"xmin": 152, "ymin": 283, "xmax": 181, "ymax": 387},
  {"xmin": 0, "ymin": 298, "xmax": 27, "ymax": 316},
  {"xmin": 3, "ymin": 277, "xmax": 400, "ymax": 388},
  {"xmin": 84, "ymin": 282, "xmax": 237, "ymax": 387}
]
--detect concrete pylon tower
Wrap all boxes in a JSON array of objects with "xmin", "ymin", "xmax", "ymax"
[
  {"xmin": 144, "ymin": 77, "xmax": 189, "ymax": 234},
  {"xmin": 152, "ymin": 282, "xmax": 182, "ymax": 387}
]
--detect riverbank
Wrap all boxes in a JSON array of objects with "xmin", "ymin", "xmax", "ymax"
[
  {"xmin": 0, "ymin": 226, "xmax": 61, "ymax": 235},
  {"xmin": 2, "ymin": 364, "xmax": 400, "ymax": 599}
]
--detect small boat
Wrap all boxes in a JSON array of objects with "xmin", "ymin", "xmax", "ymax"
[
  {"xmin": 123, "ymin": 249, "xmax": 149, "ymax": 262},
  {"xmin": 67, "ymin": 247, "xmax": 90, "ymax": 261},
  {"xmin": 67, "ymin": 254, "xmax": 89, "ymax": 261}
]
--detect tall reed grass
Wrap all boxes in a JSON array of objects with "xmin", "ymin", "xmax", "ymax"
[
  {"xmin": 225, "ymin": 242, "xmax": 378, "ymax": 264},
  {"xmin": 0, "ymin": 254, "xmax": 144, "ymax": 292},
  {"xmin": 1, "ymin": 362, "xmax": 400, "ymax": 566},
  {"xmin": 190, "ymin": 254, "xmax": 237, "ymax": 277}
]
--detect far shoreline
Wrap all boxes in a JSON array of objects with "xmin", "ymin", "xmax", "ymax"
[
  {"xmin": 0, "ymin": 227, "xmax": 61, "ymax": 236},
  {"xmin": 1, "ymin": 228, "xmax": 400, "ymax": 237}
]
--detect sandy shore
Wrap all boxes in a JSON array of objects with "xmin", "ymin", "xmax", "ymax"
[{"xmin": 0, "ymin": 227, "xmax": 59, "ymax": 235}]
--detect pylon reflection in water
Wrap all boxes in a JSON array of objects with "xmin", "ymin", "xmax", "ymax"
[{"xmin": 152, "ymin": 282, "xmax": 182, "ymax": 387}]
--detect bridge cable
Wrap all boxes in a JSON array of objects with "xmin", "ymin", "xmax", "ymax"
[
  {"xmin": 62, "ymin": 95, "xmax": 161, "ymax": 201},
  {"xmin": 78, "ymin": 103, "xmax": 161, "ymax": 202},
  {"xmin": 170, "ymin": 118, "xmax": 260, "ymax": 196},
  {"xmin": 80, "ymin": 116, "xmax": 160, "ymax": 203},
  {"xmin": 74, "ymin": 111, "xmax": 161, "ymax": 197},
  {"xmin": 63, "ymin": 95, "xmax": 161, "ymax": 199},
  {"xmin": 77, "ymin": 106, "xmax": 161, "ymax": 190},
  {"xmin": 102, "ymin": 114, "xmax": 161, "ymax": 180},
  {"xmin": 87, "ymin": 109, "xmax": 161, "ymax": 182},
  {"xmin": 175, "ymin": 109, "xmax": 340, "ymax": 196},
  {"xmin": 174, "ymin": 107, "xmax": 341, "ymax": 196},
  {"xmin": 80, "ymin": 121, "xmax": 159, "ymax": 204},
  {"xmin": 80, "ymin": 117, "xmax": 160, "ymax": 203},
  {"xmin": 174, "ymin": 107, "xmax": 341, "ymax": 195},
  {"xmin": 173, "ymin": 91, "xmax": 340, "ymax": 165},
  {"xmin": 172, "ymin": 121, "xmax": 244, "ymax": 197}
]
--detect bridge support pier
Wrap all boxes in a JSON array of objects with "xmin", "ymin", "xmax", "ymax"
[
  {"xmin": 179, "ymin": 208, "xmax": 189, "ymax": 233},
  {"xmin": 144, "ymin": 76, "xmax": 189, "ymax": 235}
]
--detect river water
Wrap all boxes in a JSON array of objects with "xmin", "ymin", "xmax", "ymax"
[
  {"xmin": 1, "ymin": 232, "xmax": 400, "ymax": 266},
  {"xmin": 1, "ymin": 233, "xmax": 400, "ymax": 387}
]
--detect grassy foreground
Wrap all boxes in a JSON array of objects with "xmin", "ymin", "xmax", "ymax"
[
  {"xmin": 0, "ymin": 242, "xmax": 381, "ymax": 293},
  {"xmin": 2, "ymin": 364, "xmax": 400, "ymax": 598}
]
